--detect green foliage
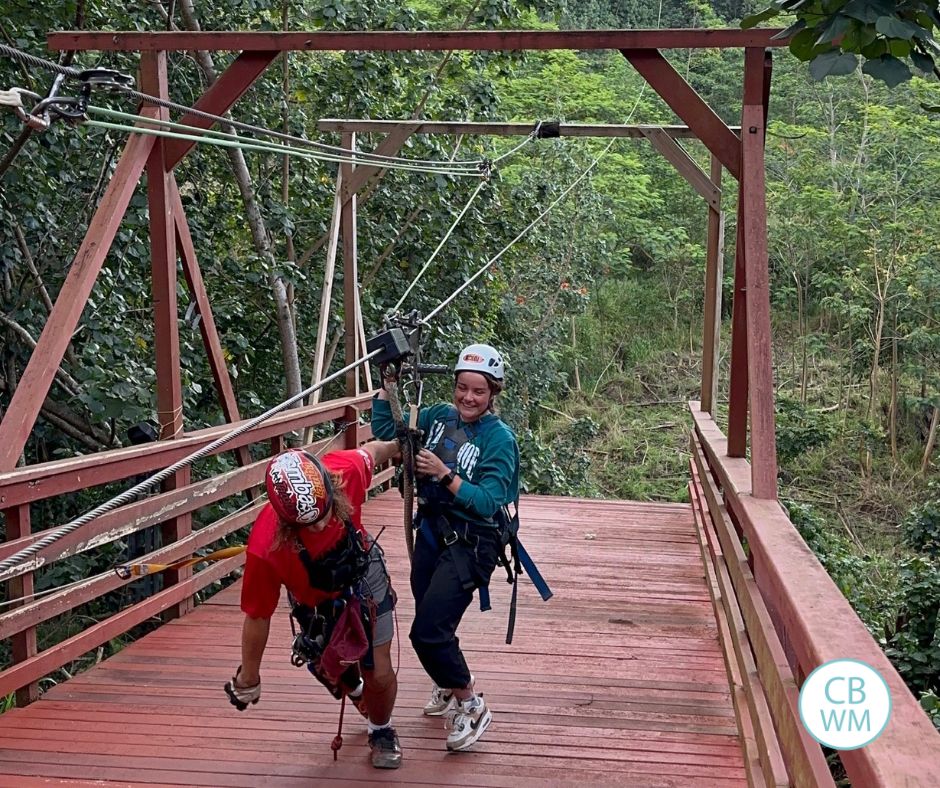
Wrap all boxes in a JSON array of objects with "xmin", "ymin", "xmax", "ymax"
[
  {"xmin": 885, "ymin": 555, "xmax": 940, "ymax": 692},
  {"xmin": 921, "ymin": 690, "xmax": 940, "ymax": 730},
  {"xmin": 743, "ymin": 1, "xmax": 940, "ymax": 97},
  {"xmin": 775, "ymin": 397, "xmax": 836, "ymax": 462},
  {"xmin": 902, "ymin": 482, "xmax": 940, "ymax": 558},
  {"xmin": 518, "ymin": 417, "xmax": 599, "ymax": 496}
]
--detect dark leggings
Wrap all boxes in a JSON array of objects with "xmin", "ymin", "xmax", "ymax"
[{"xmin": 409, "ymin": 520, "xmax": 500, "ymax": 689}]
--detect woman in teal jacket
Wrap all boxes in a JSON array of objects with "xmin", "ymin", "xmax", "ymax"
[{"xmin": 372, "ymin": 343, "xmax": 518, "ymax": 752}]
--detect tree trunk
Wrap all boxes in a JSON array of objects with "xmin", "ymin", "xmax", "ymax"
[
  {"xmin": 867, "ymin": 295, "xmax": 885, "ymax": 421},
  {"xmin": 179, "ymin": 0, "xmax": 303, "ymax": 404},
  {"xmin": 923, "ymin": 406, "xmax": 939, "ymax": 474},
  {"xmin": 889, "ymin": 315, "xmax": 898, "ymax": 462},
  {"xmin": 571, "ymin": 315, "xmax": 581, "ymax": 392}
]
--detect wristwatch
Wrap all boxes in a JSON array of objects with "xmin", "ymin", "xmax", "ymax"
[{"xmin": 438, "ymin": 470, "xmax": 457, "ymax": 488}]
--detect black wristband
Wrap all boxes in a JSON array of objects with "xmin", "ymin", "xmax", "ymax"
[{"xmin": 438, "ymin": 470, "xmax": 457, "ymax": 488}]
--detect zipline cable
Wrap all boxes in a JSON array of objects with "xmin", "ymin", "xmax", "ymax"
[
  {"xmin": 0, "ymin": 348, "xmax": 382, "ymax": 585},
  {"xmin": 82, "ymin": 116, "xmax": 487, "ymax": 178},
  {"xmin": 389, "ymin": 177, "xmax": 490, "ymax": 313},
  {"xmin": 86, "ymin": 105, "xmax": 486, "ymax": 175},
  {"xmin": 0, "ymin": 42, "xmax": 490, "ymax": 173},
  {"xmin": 423, "ymin": 138, "xmax": 617, "ymax": 325},
  {"xmin": 0, "ymin": 43, "xmax": 80, "ymax": 79}
]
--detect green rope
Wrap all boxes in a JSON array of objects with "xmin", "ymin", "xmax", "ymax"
[{"xmin": 84, "ymin": 106, "xmax": 485, "ymax": 177}]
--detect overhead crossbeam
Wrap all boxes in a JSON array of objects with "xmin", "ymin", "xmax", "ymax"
[
  {"xmin": 317, "ymin": 120, "xmax": 741, "ymax": 138},
  {"xmin": 48, "ymin": 28, "xmax": 787, "ymax": 52}
]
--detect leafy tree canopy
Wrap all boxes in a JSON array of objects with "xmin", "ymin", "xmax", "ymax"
[{"xmin": 744, "ymin": 1, "xmax": 940, "ymax": 100}]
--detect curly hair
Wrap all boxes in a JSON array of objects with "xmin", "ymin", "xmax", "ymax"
[{"xmin": 272, "ymin": 469, "xmax": 354, "ymax": 550}]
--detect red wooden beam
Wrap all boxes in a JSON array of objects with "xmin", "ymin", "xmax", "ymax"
[
  {"xmin": 163, "ymin": 50, "xmax": 279, "ymax": 170},
  {"xmin": 141, "ymin": 50, "xmax": 192, "ymax": 616},
  {"xmin": 0, "ymin": 393, "xmax": 373, "ymax": 508},
  {"xmin": 0, "ymin": 502, "xmax": 260, "ymax": 640},
  {"xmin": 143, "ymin": 53, "xmax": 184, "ymax": 443},
  {"xmin": 0, "ymin": 452, "xmax": 266, "ymax": 566},
  {"xmin": 727, "ymin": 191, "xmax": 748, "ymax": 458},
  {"xmin": 0, "ymin": 555, "xmax": 242, "ymax": 700},
  {"xmin": 621, "ymin": 49, "xmax": 741, "ymax": 180},
  {"xmin": 48, "ymin": 28, "xmax": 789, "ymax": 53},
  {"xmin": 0, "ymin": 130, "xmax": 155, "ymax": 470},
  {"xmin": 740, "ymin": 49, "xmax": 777, "ymax": 499},
  {"xmin": 341, "ymin": 123, "xmax": 418, "ymax": 203}
]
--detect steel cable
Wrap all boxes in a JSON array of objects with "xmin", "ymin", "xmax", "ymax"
[{"xmin": 0, "ymin": 348, "xmax": 381, "ymax": 584}]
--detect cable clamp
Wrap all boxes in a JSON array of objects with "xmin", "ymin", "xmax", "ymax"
[{"xmin": 77, "ymin": 68, "xmax": 135, "ymax": 91}]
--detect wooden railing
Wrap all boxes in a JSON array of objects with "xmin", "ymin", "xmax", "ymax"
[
  {"xmin": 0, "ymin": 393, "xmax": 391, "ymax": 705},
  {"xmin": 688, "ymin": 403, "xmax": 940, "ymax": 787}
]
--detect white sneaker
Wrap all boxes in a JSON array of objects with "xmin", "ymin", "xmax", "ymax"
[
  {"xmin": 445, "ymin": 695, "xmax": 492, "ymax": 752},
  {"xmin": 423, "ymin": 675, "xmax": 473, "ymax": 717}
]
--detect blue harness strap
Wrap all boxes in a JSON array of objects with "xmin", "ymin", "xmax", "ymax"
[{"xmin": 516, "ymin": 539, "xmax": 553, "ymax": 602}]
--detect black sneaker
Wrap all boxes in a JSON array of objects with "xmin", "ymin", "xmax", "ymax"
[{"xmin": 368, "ymin": 726, "xmax": 402, "ymax": 769}]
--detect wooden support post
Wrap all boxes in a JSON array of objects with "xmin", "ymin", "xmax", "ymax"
[
  {"xmin": 304, "ymin": 167, "xmax": 344, "ymax": 443},
  {"xmin": 741, "ymin": 48, "xmax": 777, "ymax": 499},
  {"xmin": 700, "ymin": 156, "xmax": 724, "ymax": 414},
  {"xmin": 340, "ymin": 123, "xmax": 421, "ymax": 202},
  {"xmin": 0, "ymin": 132, "xmax": 155, "ymax": 470},
  {"xmin": 341, "ymin": 132, "xmax": 359, "ymax": 397},
  {"xmin": 343, "ymin": 405, "xmax": 360, "ymax": 450},
  {"xmin": 142, "ymin": 51, "xmax": 192, "ymax": 617},
  {"xmin": 727, "ymin": 184, "xmax": 748, "ymax": 459},
  {"xmin": 640, "ymin": 128, "xmax": 721, "ymax": 210},
  {"xmin": 170, "ymin": 178, "xmax": 252, "ymax": 473},
  {"xmin": 5, "ymin": 504, "xmax": 38, "ymax": 706},
  {"xmin": 356, "ymin": 283, "xmax": 373, "ymax": 392}
]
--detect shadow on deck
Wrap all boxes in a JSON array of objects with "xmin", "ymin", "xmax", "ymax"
[{"xmin": 0, "ymin": 492, "xmax": 747, "ymax": 787}]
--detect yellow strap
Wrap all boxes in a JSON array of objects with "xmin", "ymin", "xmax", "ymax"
[{"xmin": 115, "ymin": 545, "xmax": 246, "ymax": 579}]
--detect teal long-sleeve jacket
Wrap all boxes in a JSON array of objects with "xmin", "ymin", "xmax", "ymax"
[{"xmin": 371, "ymin": 396, "xmax": 519, "ymax": 525}]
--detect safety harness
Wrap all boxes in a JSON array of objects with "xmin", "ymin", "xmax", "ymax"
[
  {"xmin": 286, "ymin": 520, "xmax": 395, "ymax": 759},
  {"xmin": 415, "ymin": 407, "xmax": 552, "ymax": 644}
]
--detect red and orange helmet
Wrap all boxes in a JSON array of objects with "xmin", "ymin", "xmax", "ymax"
[{"xmin": 265, "ymin": 449, "xmax": 334, "ymax": 526}]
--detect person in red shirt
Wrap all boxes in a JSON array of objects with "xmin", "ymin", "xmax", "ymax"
[{"xmin": 225, "ymin": 440, "xmax": 402, "ymax": 769}]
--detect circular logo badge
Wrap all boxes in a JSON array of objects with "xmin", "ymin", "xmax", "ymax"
[{"xmin": 798, "ymin": 659, "xmax": 891, "ymax": 750}]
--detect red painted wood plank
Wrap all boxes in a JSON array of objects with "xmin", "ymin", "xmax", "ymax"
[
  {"xmin": 621, "ymin": 49, "xmax": 740, "ymax": 179},
  {"xmin": 693, "ymin": 408, "xmax": 940, "ymax": 786},
  {"xmin": 0, "ymin": 394, "xmax": 373, "ymax": 507},
  {"xmin": 0, "ymin": 494, "xmax": 752, "ymax": 786},
  {"xmin": 172, "ymin": 176, "xmax": 250, "ymax": 473},
  {"xmin": 48, "ymin": 28, "xmax": 789, "ymax": 53},
  {"xmin": 0, "ymin": 556, "xmax": 242, "ymax": 698}
]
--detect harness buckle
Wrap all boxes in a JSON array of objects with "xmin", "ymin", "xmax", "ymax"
[{"xmin": 443, "ymin": 530, "xmax": 459, "ymax": 547}]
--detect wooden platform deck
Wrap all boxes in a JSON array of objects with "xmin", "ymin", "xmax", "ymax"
[{"xmin": 0, "ymin": 492, "xmax": 748, "ymax": 787}]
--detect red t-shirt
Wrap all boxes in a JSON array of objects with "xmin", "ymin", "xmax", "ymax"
[{"xmin": 240, "ymin": 448, "xmax": 374, "ymax": 619}]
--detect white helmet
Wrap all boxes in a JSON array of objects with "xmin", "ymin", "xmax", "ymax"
[{"xmin": 454, "ymin": 343, "xmax": 505, "ymax": 382}]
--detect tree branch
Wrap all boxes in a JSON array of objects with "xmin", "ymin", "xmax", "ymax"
[{"xmin": 0, "ymin": 314, "xmax": 81, "ymax": 396}]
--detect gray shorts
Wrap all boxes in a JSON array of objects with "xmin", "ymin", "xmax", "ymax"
[{"xmin": 362, "ymin": 539, "xmax": 395, "ymax": 647}]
